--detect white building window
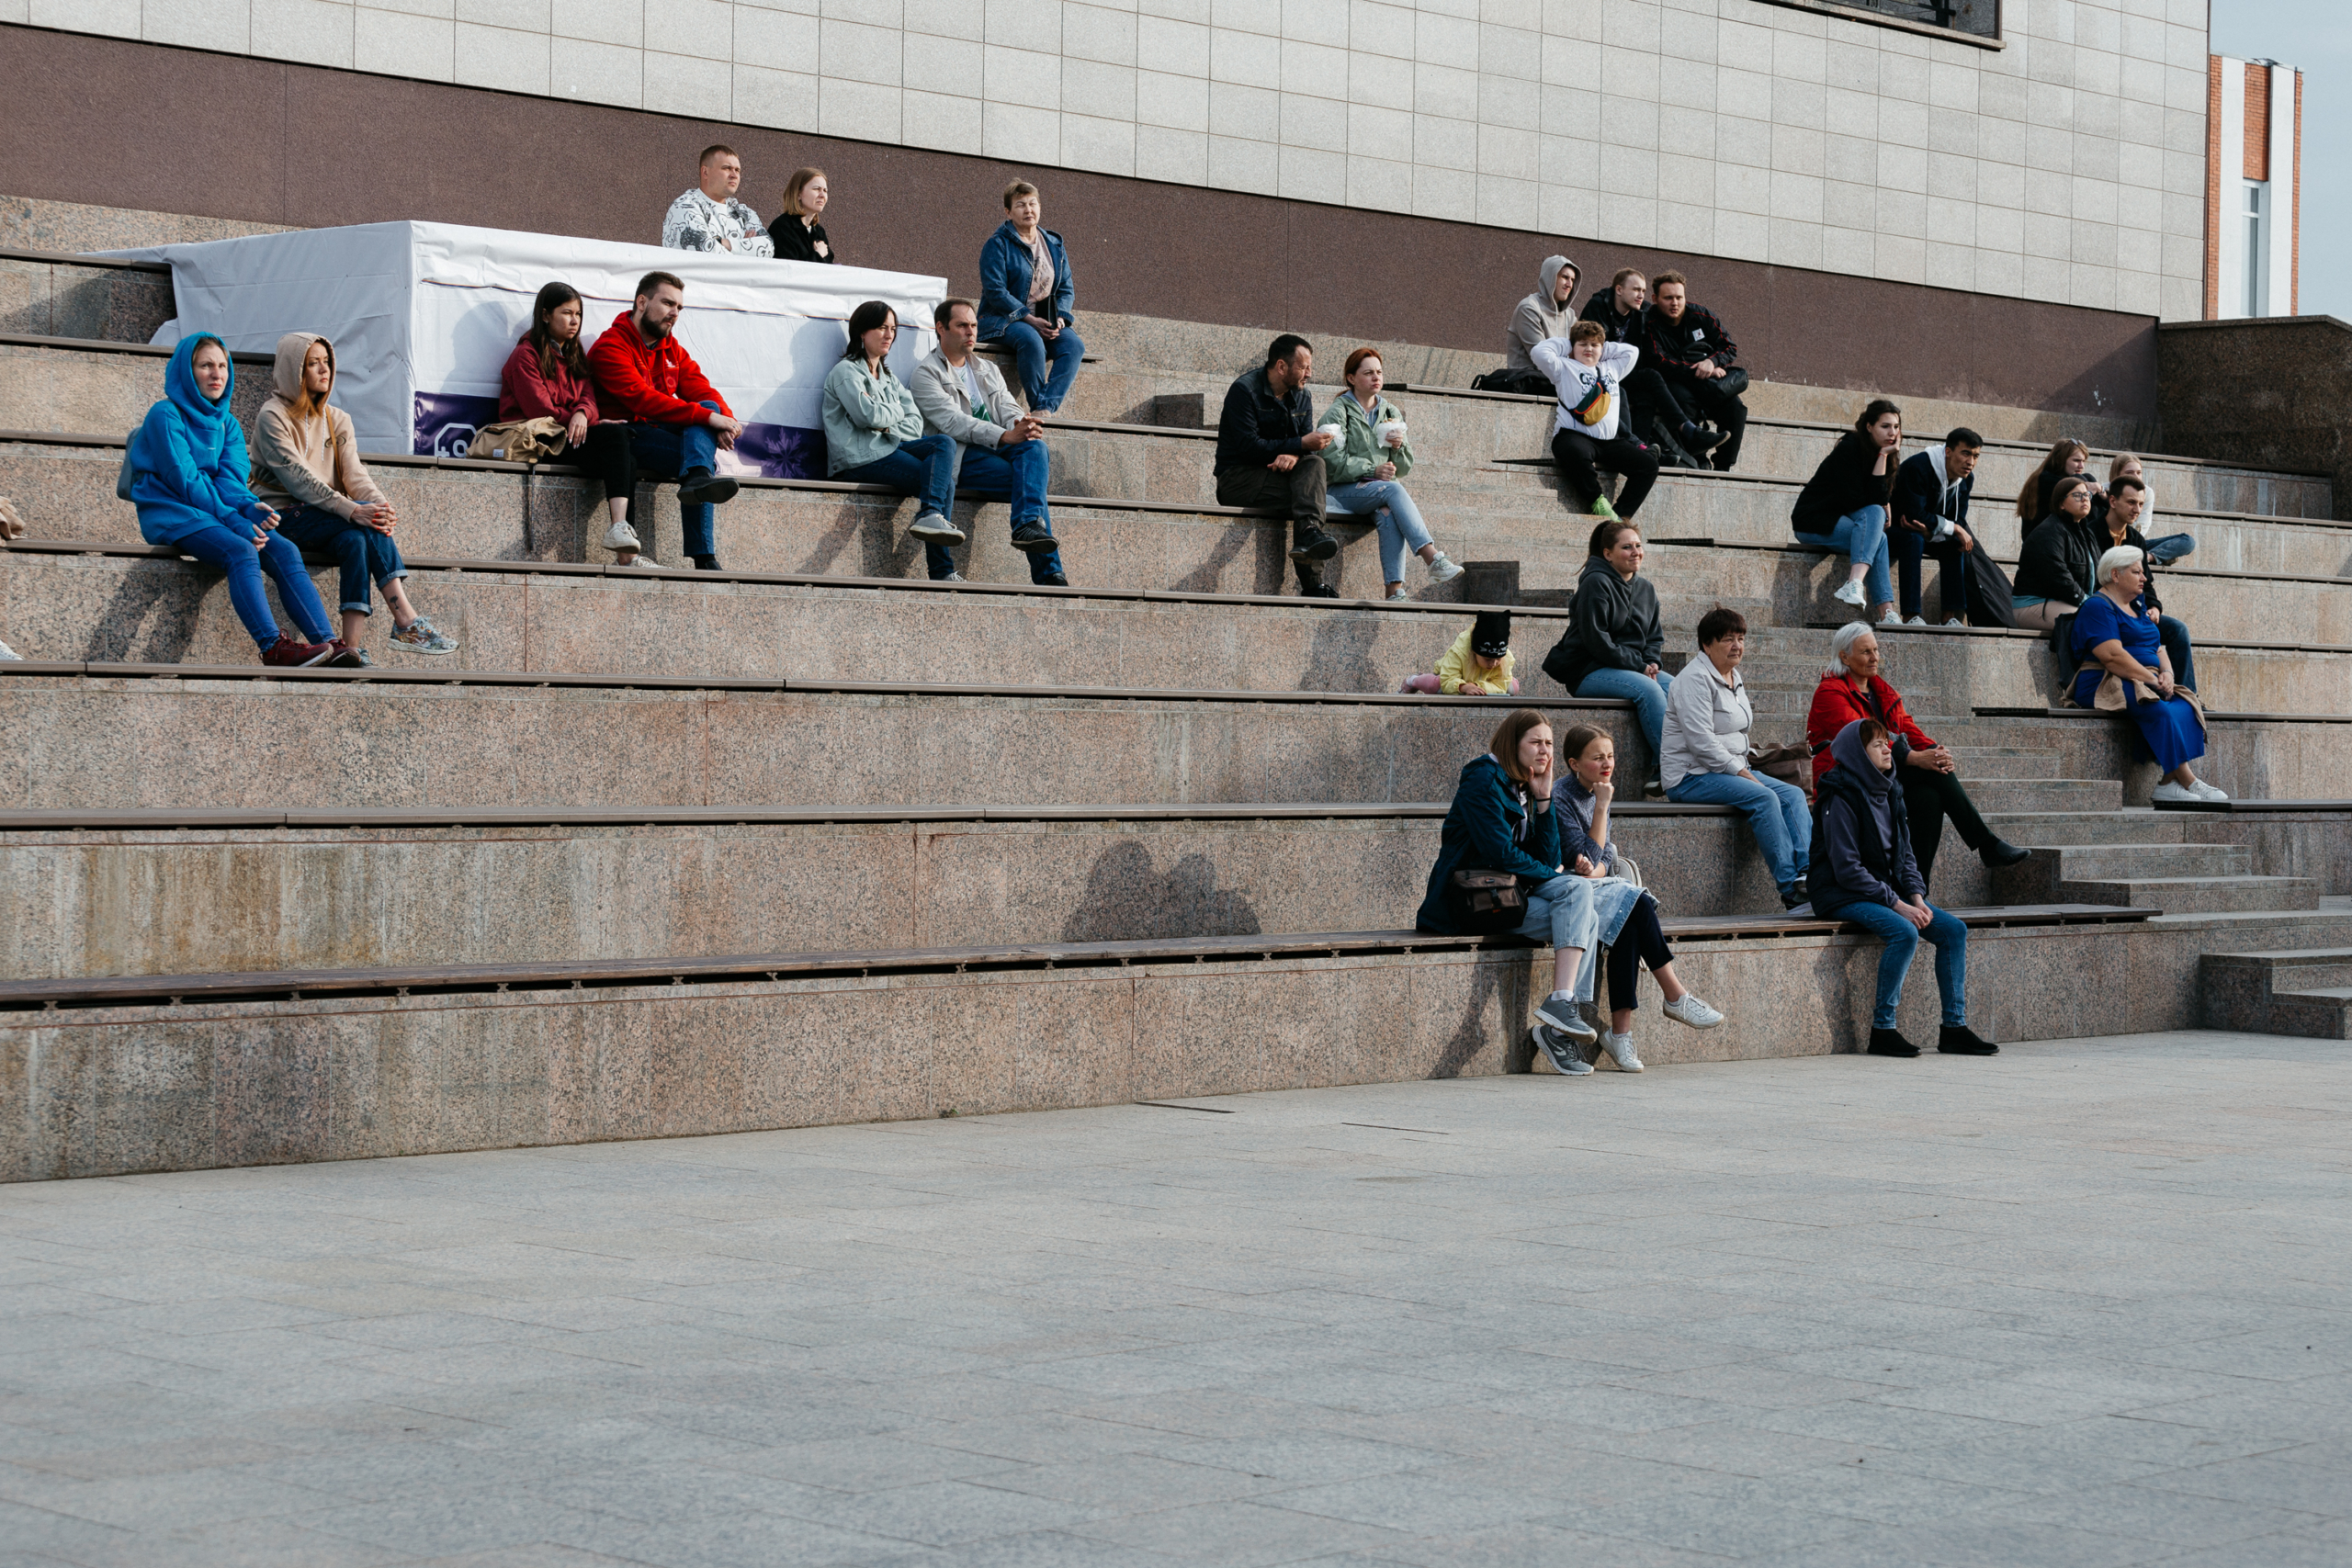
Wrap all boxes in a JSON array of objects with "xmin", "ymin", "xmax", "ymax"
[{"xmin": 2243, "ymin": 182, "xmax": 2269, "ymax": 318}]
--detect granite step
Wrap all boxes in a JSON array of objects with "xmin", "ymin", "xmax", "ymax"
[
  {"xmin": 2199, "ymin": 947, "xmax": 2352, "ymax": 1037},
  {"xmin": 2051, "ymin": 874, "xmax": 2319, "ymax": 915}
]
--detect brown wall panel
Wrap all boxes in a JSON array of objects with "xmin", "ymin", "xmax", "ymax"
[{"xmin": 7, "ymin": 23, "xmax": 2156, "ymax": 420}]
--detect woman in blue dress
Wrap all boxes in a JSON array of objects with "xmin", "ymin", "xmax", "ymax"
[{"xmin": 2069, "ymin": 546, "xmax": 2226, "ymax": 804}]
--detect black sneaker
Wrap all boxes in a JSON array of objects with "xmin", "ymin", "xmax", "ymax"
[
  {"xmin": 1978, "ymin": 838, "xmax": 2031, "ymax": 869},
  {"xmin": 1680, "ymin": 422, "xmax": 1725, "ymax": 453},
  {"xmin": 693, "ymin": 554, "xmax": 724, "ymax": 571},
  {"xmin": 1010, "ymin": 520, "xmax": 1059, "ymax": 553},
  {"xmin": 1867, "ymin": 1028, "xmax": 1920, "ymax": 1058},
  {"xmin": 1938, "ymin": 1024, "xmax": 1999, "ymax": 1055},
  {"xmin": 1035, "ymin": 572, "xmax": 1069, "ymax": 587},
  {"xmin": 676, "ymin": 468, "xmax": 739, "ymax": 506},
  {"xmin": 1300, "ymin": 582, "xmax": 1338, "ymax": 598},
  {"xmin": 1289, "ymin": 525, "xmax": 1340, "ymax": 561}
]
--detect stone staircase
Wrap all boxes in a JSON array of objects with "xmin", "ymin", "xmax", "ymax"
[
  {"xmin": 3, "ymin": 217, "xmax": 2349, "ymax": 1182},
  {"xmin": 2201, "ymin": 945, "xmax": 2352, "ymax": 1037}
]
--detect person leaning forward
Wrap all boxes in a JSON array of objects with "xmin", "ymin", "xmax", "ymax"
[
  {"xmin": 586, "ymin": 270, "xmax": 744, "ymax": 572},
  {"xmin": 1216, "ymin": 333, "xmax": 1340, "ymax": 596},
  {"xmin": 911, "ymin": 297, "xmax": 1069, "ymax": 587}
]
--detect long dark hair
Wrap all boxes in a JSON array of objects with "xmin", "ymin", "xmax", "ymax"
[
  {"xmin": 2018, "ymin": 437, "xmax": 2088, "ymax": 522},
  {"xmin": 524, "ymin": 282, "xmax": 590, "ymax": 383},
  {"xmin": 1854, "ymin": 398, "xmax": 1902, "ymax": 437},
  {"xmin": 842, "ymin": 299, "xmax": 898, "ymax": 368}
]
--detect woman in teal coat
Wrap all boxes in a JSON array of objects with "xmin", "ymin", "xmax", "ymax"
[{"xmin": 129, "ymin": 333, "xmax": 344, "ymax": 666}]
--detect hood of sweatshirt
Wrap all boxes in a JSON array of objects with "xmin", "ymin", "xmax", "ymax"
[
  {"xmin": 163, "ymin": 333, "xmax": 236, "ymax": 428},
  {"xmin": 270, "ymin": 332, "xmax": 331, "ymax": 410},
  {"xmin": 1539, "ymin": 254, "xmax": 1576, "ymax": 300},
  {"xmin": 1829, "ymin": 718, "xmax": 1899, "ymax": 857}
]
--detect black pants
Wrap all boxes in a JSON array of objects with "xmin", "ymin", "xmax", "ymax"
[
  {"xmin": 1659, "ymin": 367, "xmax": 1747, "ymax": 470},
  {"xmin": 564, "ymin": 423, "xmax": 639, "ymax": 517},
  {"xmin": 1621, "ymin": 367, "xmax": 1690, "ymax": 448},
  {"xmin": 1551, "ymin": 427, "xmax": 1659, "ymax": 519},
  {"xmin": 1905, "ymin": 766, "xmax": 1996, "ymax": 891},
  {"xmin": 1216, "ymin": 461, "xmax": 1328, "ymax": 591},
  {"xmin": 1605, "ymin": 892, "xmax": 1675, "ymax": 1012},
  {"xmin": 1891, "ymin": 527, "xmax": 1970, "ymax": 621}
]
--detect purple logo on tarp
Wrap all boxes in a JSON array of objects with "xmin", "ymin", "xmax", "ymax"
[{"xmin": 413, "ymin": 391, "xmax": 827, "ymax": 478}]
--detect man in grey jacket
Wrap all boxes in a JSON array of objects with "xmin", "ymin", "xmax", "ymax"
[
  {"xmin": 913, "ymin": 299, "xmax": 1067, "ymax": 585},
  {"xmin": 1491, "ymin": 255, "xmax": 1579, "ymax": 395}
]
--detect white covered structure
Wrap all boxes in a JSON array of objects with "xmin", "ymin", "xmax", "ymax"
[{"xmin": 107, "ymin": 222, "xmax": 947, "ymax": 476}]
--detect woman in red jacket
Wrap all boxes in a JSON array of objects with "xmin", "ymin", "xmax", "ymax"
[
  {"xmin": 500, "ymin": 283, "xmax": 652, "ymax": 566},
  {"xmin": 1806, "ymin": 622, "xmax": 2027, "ymax": 891}
]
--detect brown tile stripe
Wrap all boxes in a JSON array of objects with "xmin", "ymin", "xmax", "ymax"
[{"xmin": 0, "ymin": 24, "xmax": 2156, "ymax": 421}]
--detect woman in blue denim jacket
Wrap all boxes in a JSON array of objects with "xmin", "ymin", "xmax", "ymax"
[{"xmin": 978, "ymin": 181, "xmax": 1083, "ymax": 413}]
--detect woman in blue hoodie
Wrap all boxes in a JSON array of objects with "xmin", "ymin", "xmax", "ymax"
[
  {"xmin": 977, "ymin": 181, "xmax": 1082, "ymax": 413},
  {"xmin": 1810, "ymin": 717, "xmax": 1997, "ymax": 1059},
  {"xmin": 130, "ymin": 334, "xmax": 344, "ymax": 667}
]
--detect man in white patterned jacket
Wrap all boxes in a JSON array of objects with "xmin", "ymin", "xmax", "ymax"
[{"xmin": 662, "ymin": 145, "xmax": 774, "ymax": 258}]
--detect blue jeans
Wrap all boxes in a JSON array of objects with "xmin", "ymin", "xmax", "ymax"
[
  {"xmin": 629, "ymin": 404, "xmax": 722, "ymax": 559},
  {"xmin": 1575, "ymin": 667, "xmax": 1674, "ymax": 760},
  {"xmin": 838, "ymin": 434, "xmax": 959, "ymax": 578},
  {"xmin": 1838, "ymin": 900, "xmax": 1969, "ymax": 1029},
  {"xmin": 1327, "ymin": 479, "xmax": 1431, "ymax": 583},
  {"xmin": 2158, "ymin": 614, "xmax": 2197, "ymax": 692},
  {"xmin": 2144, "ymin": 532, "xmax": 2195, "ymax": 567},
  {"xmin": 1795, "ymin": 504, "xmax": 1892, "ymax": 609},
  {"xmin": 176, "ymin": 521, "xmax": 334, "ymax": 648},
  {"xmin": 986, "ymin": 320, "xmax": 1085, "ymax": 412},
  {"xmin": 1515, "ymin": 874, "xmax": 1601, "ymax": 999},
  {"xmin": 954, "ymin": 440, "xmax": 1065, "ymax": 584},
  {"xmin": 276, "ymin": 504, "xmax": 407, "ymax": 615},
  {"xmin": 1667, "ymin": 770, "xmax": 1812, "ymax": 899}
]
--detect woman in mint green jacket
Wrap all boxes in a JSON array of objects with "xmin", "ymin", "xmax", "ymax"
[
  {"xmin": 1317, "ymin": 347, "xmax": 1461, "ymax": 600},
  {"xmin": 823, "ymin": 299, "xmax": 965, "ymax": 577}
]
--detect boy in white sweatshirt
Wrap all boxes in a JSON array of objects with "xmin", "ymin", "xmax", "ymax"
[{"xmin": 1532, "ymin": 321, "xmax": 1659, "ymax": 521}]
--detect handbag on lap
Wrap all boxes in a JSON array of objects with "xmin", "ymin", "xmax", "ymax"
[{"xmin": 1445, "ymin": 869, "xmax": 1530, "ymax": 934}]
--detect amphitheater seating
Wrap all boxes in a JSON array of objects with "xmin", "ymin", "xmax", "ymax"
[{"xmin": 3, "ymin": 221, "xmax": 2348, "ymax": 1181}]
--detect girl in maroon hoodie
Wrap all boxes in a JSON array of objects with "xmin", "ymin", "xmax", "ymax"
[{"xmin": 499, "ymin": 283, "xmax": 652, "ymax": 566}]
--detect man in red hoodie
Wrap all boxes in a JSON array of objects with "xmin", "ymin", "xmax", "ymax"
[{"xmin": 587, "ymin": 271, "xmax": 743, "ymax": 570}]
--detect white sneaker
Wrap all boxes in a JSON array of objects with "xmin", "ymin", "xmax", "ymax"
[
  {"xmin": 620, "ymin": 554, "xmax": 664, "ymax": 569},
  {"xmin": 1878, "ymin": 607, "xmax": 1903, "ymax": 625},
  {"xmin": 0, "ymin": 637, "xmax": 18, "ymax": 661},
  {"xmin": 601, "ymin": 520, "xmax": 643, "ymax": 552},
  {"xmin": 1531, "ymin": 1024, "xmax": 1594, "ymax": 1075},
  {"xmin": 1905, "ymin": 615, "xmax": 1928, "ymax": 626},
  {"xmin": 1833, "ymin": 578, "xmax": 1868, "ymax": 607},
  {"xmin": 1600, "ymin": 1031, "xmax": 1645, "ymax": 1072},
  {"xmin": 1385, "ymin": 588, "xmax": 1411, "ymax": 602},
  {"xmin": 2150, "ymin": 781, "xmax": 2197, "ymax": 804},
  {"xmin": 2188, "ymin": 779, "xmax": 2230, "ymax": 802},
  {"xmin": 1662, "ymin": 993, "xmax": 1724, "ymax": 1030},
  {"xmin": 940, "ymin": 570, "xmax": 966, "ymax": 582},
  {"xmin": 908, "ymin": 513, "xmax": 966, "ymax": 544},
  {"xmin": 1425, "ymin": 552, "xmax": 1464, "ymax": 585},
  {"xmin": 1943, "ymin": 616, "xmax": 1965, "ymax": 626}
]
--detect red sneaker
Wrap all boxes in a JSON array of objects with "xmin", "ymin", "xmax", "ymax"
[{"xmin": 261, "ymin": 632, "xmax": 336, "ymax": 668}]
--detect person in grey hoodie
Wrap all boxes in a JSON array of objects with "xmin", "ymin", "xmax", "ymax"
[
  {"xmin": 1494, "ymin": 255, "xmax": 1579, "ymax": 394},
  {"xmin": 1808, "ymin": 717, "xmax": 1997, "ymax": 1059}
]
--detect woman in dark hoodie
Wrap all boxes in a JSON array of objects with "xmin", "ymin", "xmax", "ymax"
[
  {"xmin": 1810, "ymin": 718, "xmax": 1996, "ymax": 1058},
  {"xmin": 1791, "ymin": 400, "xmax": 1902, "ymax": 623},
  {"xmin": 1544, "ymin": 518, "xmax": 1671, "ymax": 792},
  {"xmin": 2009, "ymin": 476, "xmax": 2101, "ymax": 631}
]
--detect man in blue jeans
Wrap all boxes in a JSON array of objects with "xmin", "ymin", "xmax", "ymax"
[
  {"xmin": 587, "ymin": 271, "xmax": 744, "ymax": 570},
  {"xmin": 1660, "ymin": 606, "xmax": 1813, "ymax": 911},
  {"xmin": 910, "ymin": 298, "xmax": 1068, "ymax": 586}
]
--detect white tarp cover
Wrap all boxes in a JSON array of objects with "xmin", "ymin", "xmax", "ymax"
[{"xmin": 105, "ymin": 221, "xmax": 946, "ymax": 478}]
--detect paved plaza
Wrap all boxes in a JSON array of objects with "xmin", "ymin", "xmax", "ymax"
[{"xmin": 1, "ymin": 1030, "xmax": 2347, "ymax": 1568}]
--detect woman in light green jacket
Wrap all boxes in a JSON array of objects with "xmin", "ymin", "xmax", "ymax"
[
  {"xmin": 823, "ymin": 299, "xmax": 966, "ymax": 574},
  {"xmin": 1317, "ymin": 347, "xmax": 1461, "ymax": 600}
]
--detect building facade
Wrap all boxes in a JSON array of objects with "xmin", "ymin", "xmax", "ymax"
[{"xmin": 2203, "ymin": 52, "xmax": 2300, "ymax": 321}]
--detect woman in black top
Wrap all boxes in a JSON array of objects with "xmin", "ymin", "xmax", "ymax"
[
  {"xmin": 2010, "ymin": 476, "xmax": 2101, "ymax": 631},
  {"xmin": 771, "ymin": 167, "xmax": 836, "ymax": 265},
  {"xmin": 1791, "ymin": 399, "xmax": 1902, "ymax": 624}
]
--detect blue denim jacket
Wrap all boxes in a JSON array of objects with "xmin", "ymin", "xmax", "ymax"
[{"xmin": 978, "ymin": 222, "xmax": 1076, "ymax": 340}]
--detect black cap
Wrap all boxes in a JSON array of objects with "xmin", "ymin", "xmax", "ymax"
[{"xmin": 1471, "ymin": 610, "xmax": 1511, "ymax": 659}]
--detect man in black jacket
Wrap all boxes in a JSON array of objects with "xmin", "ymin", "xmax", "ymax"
[
  {"xmin": 1215, "ymin": 334, "xmax": 1340, "ymax": 596},
  {"xmin": 1581, "ymin": 268, "xmax": 1716, "ymax": 469},
  {"xmin": 1639, "ymin": 273, "xmax": 1747, "ymax": 471},
  {"xmin": 1892, "ymin": 428, "xmax": 1984, "ymax": 625}
]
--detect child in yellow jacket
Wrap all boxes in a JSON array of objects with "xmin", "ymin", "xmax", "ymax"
[{"xmin": 1401, "ymin": 609, "xmax": 1520, "ymax": 694}]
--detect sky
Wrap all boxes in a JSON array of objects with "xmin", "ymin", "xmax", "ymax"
[{"xmin": 2211, "ymin": 0, "xmax": 2351, "ymax": 318}]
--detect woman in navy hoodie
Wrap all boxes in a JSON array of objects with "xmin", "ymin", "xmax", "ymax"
[
  {"xmin": 1810, "ymin": 718, "xmax": 1997, "ymax": 1059},
  {"xmin": 129, "ymin": 333, "xmax": 345, "ymax": 667},
  {"xmin": 978, "ymin": 180, "xmax": 1082, "ymax": 413}
]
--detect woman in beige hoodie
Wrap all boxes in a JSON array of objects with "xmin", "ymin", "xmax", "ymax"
[{"xmin": 250, "ymin": 333, "xmax": 456, "ymax": 658}]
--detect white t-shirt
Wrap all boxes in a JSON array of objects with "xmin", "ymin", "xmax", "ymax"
[{"xmin": 1529, "ymin": 339, "xmax": 1639, "ymax": 442}]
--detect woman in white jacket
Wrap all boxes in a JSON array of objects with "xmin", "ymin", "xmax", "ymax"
[
  {"xmin": 1661, "ymin": 605, "xmax": 1813, "ymax": 911},
  {"xmin": 1532, "ymin": 321, "xmax": 1661, "ymax": 522}
]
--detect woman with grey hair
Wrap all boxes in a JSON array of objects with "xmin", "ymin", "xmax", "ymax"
[
  {"xmin": 1806, "ymin": 622, "xmax": 2027, "ymax": 889},
  {"xmin": 2067, "ymin": 546, "xmax": 2224, "ymax": 803}
]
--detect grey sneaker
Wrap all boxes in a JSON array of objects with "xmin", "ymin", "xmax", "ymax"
[
  {"xmin": 1425, "ymin": 551, "xmax": 1464, "ymax": 585},
  {"xmin": 1662, "ymin": 992, "xmax": 1724, "ymax": 1030},
  {"xmin": 1535, "ymin": 993, "xmax": 1598, "ymax": 1043},
  {"xmin": 390, "ymin": 617, "xmax": 458, "ymax": 655},
  {"xmin": 1600, "ymin": 1031, "xmax": 1644, "ymax": 1071},
  {"xmin": 1531, "ymin": 1024, "xmax": 1594, "ymax": 1075}
]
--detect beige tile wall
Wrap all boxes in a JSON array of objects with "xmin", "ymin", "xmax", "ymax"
[{"xmin": 23, "ymin": 0, "xmax": 2211, "ymax": 319}]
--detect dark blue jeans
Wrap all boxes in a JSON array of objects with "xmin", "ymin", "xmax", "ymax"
[
  {"xmin": 985, "ymin": 320, "xmax": 1084, "ymax": 412},
  {"xmin": 955, "ymin": 439, "xmax": 1064, "ymax": 583},
  {"xmin": 175, "ymin": 521, "xmax": 334, "ymax": 648},
  {"xmin": 277, "ymin": 504, "xmax": 407, "ymax": 615},
  {"xmin": 839, "ymin": 434, "xmax": 960, "ymax": 579},
  {"xmin": 628, "ymin": 403, "xmax": 722, "ymax": 558},
  {"xmin": 2159, "ymin": 615, "xmax": 2197, "ymax": 693},
  {"xmin": 1888, "ymin": 526, "xmax": 1969, "ymax": 621},
  {"xmin": 1837, "ymin": 900, "xmax": 1969, "ymax": 1029}
]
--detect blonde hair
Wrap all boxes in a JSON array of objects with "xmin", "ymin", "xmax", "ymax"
[
  {"xmin": 1002, "ymin": 179, "xmax": 1039, "ymax": 209},
  {"xmin": 779, "ymin": 167, "xmax": 827, "ymax": 217}
]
